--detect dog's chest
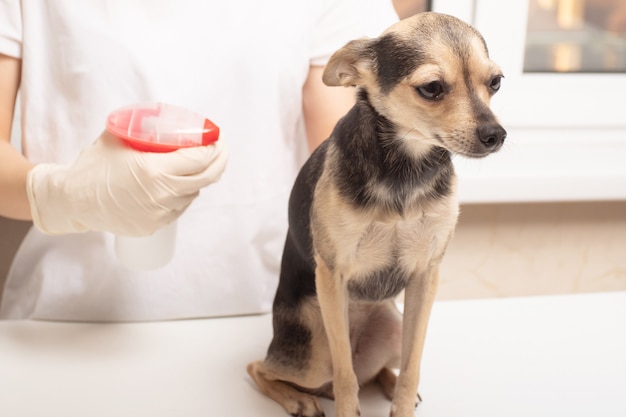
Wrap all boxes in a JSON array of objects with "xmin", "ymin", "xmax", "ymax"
[
  {"xmin": 352, "ymin": 210, "xmax": 450, "ymax": 268},
  {"xmin": 316, "ymin": 199, "xmax": 458, "ymax": 301}
]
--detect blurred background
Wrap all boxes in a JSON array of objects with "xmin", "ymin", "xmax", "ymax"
[{"xmin": 2, "ymin": 0, "xmax": 625, "ymax": 301}]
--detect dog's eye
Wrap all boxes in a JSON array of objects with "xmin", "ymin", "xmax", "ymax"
[
  {"xmin": 416, "ymin": 81, "xmax": 444, "ymax": 101},
  {"xmin": 489, "ymin": 76, "xmax": 503, "ymax": 92}
]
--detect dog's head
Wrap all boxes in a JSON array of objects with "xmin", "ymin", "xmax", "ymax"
[{"xmin": 323, "ymin": 12, "xmax": 506, "ymax": 158}]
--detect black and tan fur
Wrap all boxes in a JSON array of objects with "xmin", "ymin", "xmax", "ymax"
[{"xmin": 247, "ymin": 12, "xmax": 506, "ymax": 417}]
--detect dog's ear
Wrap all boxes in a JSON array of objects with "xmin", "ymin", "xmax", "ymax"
[{"xmin": 322, "ymin": 38, "xmax": 374, "ymax": 87}]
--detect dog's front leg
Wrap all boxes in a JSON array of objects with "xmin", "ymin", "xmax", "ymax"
[
  {"xmin": 391, "ymin": 266, "xmax": 439, "ymax": 417},
  {"xmin": 315, "ymin": 255, "xmax": 360, "ymax": 417}
]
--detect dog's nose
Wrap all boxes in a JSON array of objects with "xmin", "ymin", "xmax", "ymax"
[{"xmin": 477, "ymin": 124, "xmax": 507, "ymax": 150}]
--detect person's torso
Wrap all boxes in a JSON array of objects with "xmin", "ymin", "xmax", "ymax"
[{"xmin": 1, "ymin": 0, "xmax": 398, "ymax": 320}]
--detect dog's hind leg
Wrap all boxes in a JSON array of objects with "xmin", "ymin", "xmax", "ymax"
[
  {"xmin": 375, "ymin": 367, "xmax": 398, "ymax": 401},
  {"xmin": 247, "ymin": 361, "xmax": 325, "ymax": 417},
  {"xmin": 349, "ymin": 300, "xmax": 403, "ymax": 401},
  {"xmin": 248, "ymin": 299, "xmax": 333, "ymax": 417},
  {"xmin": 391, "ymin": 266, "xmax": 439, "ymax": 417}
]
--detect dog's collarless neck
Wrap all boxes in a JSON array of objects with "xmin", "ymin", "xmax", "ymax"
[{"xmin": 332, "ymin": 94, "xmax": 453, "ymax": 212}]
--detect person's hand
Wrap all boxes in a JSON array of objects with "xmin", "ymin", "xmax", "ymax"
[{"xmin": 26, "ymin": 131, "xmax": 228, "ymax": 236}]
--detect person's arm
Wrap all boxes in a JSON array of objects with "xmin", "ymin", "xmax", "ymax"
[
  {"xmin": 0, "ymin": 52, "xmax": 227, "ymax": 236},
  {"xmin": 0, "ymin": 54, "xmax": 33, "ymax": 220},
  {"xmin": 302, "ymin": 65, "xmax": 356, "ymax": 153},
  {"xmin": 392, "ymin": 0, "xmax": 427, "ymax": 19}
]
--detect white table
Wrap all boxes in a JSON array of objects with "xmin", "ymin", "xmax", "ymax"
[{"xmin": 1, "ymin": 292, "xmax": 625, "ymax": 417}]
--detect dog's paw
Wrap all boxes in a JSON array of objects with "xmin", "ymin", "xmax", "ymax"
[
  {"xmin": 334, "ymin": 398, "xmax": 361, "ymax": 417},
  {"xmin": 375, "ymin": 368, "xmax": 397, "ymax": 401},
  {"xmin": 284, "ymin": 394, "xmax": 325, "ymax": 417},
  {"xmin": 390, "ymin": 393, "xmax": 422, "ymax": 417},
  {"xmin": 334, "ymin": 407, "xmax": 361, "ymax": 417}
]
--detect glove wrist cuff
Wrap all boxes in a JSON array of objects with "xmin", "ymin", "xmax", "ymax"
[{"xmin": 26, "ymin": 163, "xmax": 87, "ymax": 235}]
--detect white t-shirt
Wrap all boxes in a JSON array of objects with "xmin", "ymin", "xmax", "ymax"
[{"xmin": 0, "ymin": 1, "xmax": 397, "ymax": 321}]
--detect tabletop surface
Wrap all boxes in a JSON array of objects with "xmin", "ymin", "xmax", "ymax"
[{"xmin": 1, "ymin": 291, "xmax": 625, "ymax": 417}]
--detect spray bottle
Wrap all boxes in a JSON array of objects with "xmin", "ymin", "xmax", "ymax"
[{"xmin": 106, "ymin": 102, "xmax": 220, "ymax": 270}]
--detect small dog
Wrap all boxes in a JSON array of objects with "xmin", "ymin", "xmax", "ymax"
[{"xmin": 248, "ymin": 12, "xmax": 505, "ymax": 417}]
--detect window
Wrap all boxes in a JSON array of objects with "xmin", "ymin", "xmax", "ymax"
[
  {"xmin": 525, "ymin": 0, "xmax": 626, "ymax": 73},
  {"xmin": 432, "ymin": 0, "xmax": 626, "ymax": 203}
]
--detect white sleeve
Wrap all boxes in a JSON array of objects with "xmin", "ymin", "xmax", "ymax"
[
  {"xmin": 309, "ymin": 0, "xmax": 398, "ymax": 66},
  {"xmin": 0, "ymin": 0, "xmax": 22, "ymax": 58}
]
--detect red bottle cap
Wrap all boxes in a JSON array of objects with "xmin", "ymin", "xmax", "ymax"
[{"xmin": 106, "ymin": 102, "xmax": 219, "ymax": 153}]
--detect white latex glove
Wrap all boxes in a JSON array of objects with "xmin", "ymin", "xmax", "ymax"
[{"xmin": 26, "ymin": 131, "xmax": 228, "ymax": 236}]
